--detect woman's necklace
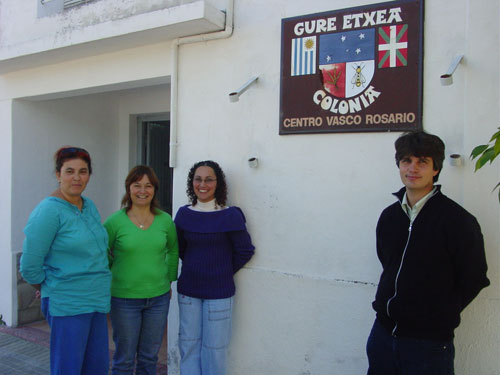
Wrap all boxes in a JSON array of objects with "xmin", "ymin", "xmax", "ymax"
[{"xmin": 130, "ymin": 211, "xmax": 151, "ymax": 229}]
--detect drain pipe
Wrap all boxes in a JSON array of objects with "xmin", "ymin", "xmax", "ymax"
[{"xmin": 170, "ymin": 0, "xmax": 234, "ymax": 168}]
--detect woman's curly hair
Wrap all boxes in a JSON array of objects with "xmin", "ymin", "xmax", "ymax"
[{"xmin": 186, "ymin": 160, "xmax": 227, "ymax": 206}]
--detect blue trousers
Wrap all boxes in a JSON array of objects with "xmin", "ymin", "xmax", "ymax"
[
  {"xmin": 41, "ymin": 298, "xmax": 109, "ymax": 375},
  {"xmin": 178, "ymin": 294, "xmax": 233, "ymax": 375},
  {"xmin": 366, "ymin": 319, "xmax": 455, "ymax": 375},
  {"xmin": 110, "ymin": 292, "xmax": 170, "ymax": 375}
]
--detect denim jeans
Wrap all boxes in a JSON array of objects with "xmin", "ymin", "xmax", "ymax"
[
  {"xmin": 110, "ymin": 292, "xmax": 170, "ymax": 375},
  {"xmin": 41, "ymin": 298, "xmax": 109, "ymax": 375},
  {"xmin": 178, "ymin": 294, "xmax": 233, "ymax": 375},
  {"xmin": 366, "ymin": 319, "xmax": 455, "ymax": 375}
]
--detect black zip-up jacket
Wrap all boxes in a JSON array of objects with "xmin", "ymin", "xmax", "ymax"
[{"xmin": 372, "ymin": 186, "xmax": 490, "ymax": 341}]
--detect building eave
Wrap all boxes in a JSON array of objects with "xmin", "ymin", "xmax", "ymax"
[{"xmin": 0, "ymin": 0, "xmax": 225, "ymax": 74}]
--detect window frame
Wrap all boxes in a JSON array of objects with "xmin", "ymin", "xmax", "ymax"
[{"xmin": 38, "ymin": 0, "xmax": 96, "ymax": 17}]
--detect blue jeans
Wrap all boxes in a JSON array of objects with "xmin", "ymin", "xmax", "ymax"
[
  {"xmin": 110, "ymin": 292, "xmax": 170, "ymax": 375},
  {"xmin": 41, "ymin": 298, "xmax": 109, "ymax": 375},
  {"xmin": 178, "ymin": 294, "xmax": 233, "ymax": 375},
  {"xmin": 366, "ymin": 319, "xmax": 455, "ymax": 375}
]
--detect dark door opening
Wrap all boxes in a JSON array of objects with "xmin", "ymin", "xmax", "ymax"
[{"xmin": 139, "ymin": 117, "xmax": 173, "ymax": 215}]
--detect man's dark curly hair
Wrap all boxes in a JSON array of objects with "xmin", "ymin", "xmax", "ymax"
[
  {"xmin": 186, "ymin": 160, "xmax": 228, "ymax": 206},
  {"xmin": 395, "ymin": 131, "xmax": 445, "ymax": 182}
]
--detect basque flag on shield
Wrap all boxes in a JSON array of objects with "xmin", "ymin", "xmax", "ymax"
[
  {"xmin": 378, "ymin": 24, "xmax": 408, "ymax": 68},
  {"xmin": 319, "ymin": 29, "xmax": 375, "ymax": 98}
]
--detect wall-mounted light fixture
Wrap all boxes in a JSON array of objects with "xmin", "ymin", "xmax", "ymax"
[
  {"xmin": 449, "ymin": 153, "xmax": 463, "ymax": 167},
  {"xmin": 229, "ymin": 76, "xmax": 259, "ymax": 103},
  {"xmin": 248, "ymin": 157, "xmax": 259, "ymax": 168},
  {"xmin": 440, "ymin": 55, "xmax": 464, "ymax": 86}
]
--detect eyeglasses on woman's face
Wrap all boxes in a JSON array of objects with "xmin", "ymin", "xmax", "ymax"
[{"xmin": 193, "ymin": 177, "xmax": 217, "ymax": 184}]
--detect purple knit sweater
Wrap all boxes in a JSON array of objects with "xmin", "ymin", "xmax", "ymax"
[{"xmin": 174, "ymin": 205, "xmax": 255, "ymax": 299}]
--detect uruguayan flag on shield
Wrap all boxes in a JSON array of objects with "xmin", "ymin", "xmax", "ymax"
[{"xmin": 291, "ymin": 36, "xmax": 317, "ymax": 76}]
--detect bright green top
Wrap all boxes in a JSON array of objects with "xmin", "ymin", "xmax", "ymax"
[{"xmin": 104, "ymin": 209, "xmax": 179, "ymax": 298}]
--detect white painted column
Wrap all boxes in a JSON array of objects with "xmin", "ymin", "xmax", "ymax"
[{"xmin": 0, "ymin": 99, "xmax": 14, "ymax": 327}]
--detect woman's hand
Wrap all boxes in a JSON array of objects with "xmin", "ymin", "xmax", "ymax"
[{"xmin": 31, "ymin": 284, "xmax": 41, "ymax": 299}]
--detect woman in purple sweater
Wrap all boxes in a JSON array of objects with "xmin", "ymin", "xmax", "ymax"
[{"xmin": 174, "ymin": 160, "xmax": 255, "ymax": 375}]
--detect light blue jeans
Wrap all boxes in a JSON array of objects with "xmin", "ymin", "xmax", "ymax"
[
  {"xmin": 178, "ymin": 294, "xmax": 234, "ymax": 375},
  {"xmin": 110, "ymin": 292, "xmax": 170, "ymax": 375}
]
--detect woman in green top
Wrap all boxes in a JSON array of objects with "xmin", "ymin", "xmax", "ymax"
[{"xmin": 104, "ymin": 165, "xmax": 179, "ymax": 375}]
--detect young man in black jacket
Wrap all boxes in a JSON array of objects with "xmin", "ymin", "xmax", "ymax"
[{"xmin": 366, "ymin": 131, "xmax": 490, "ymax": 375}]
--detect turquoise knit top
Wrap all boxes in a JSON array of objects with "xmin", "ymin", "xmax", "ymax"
[{"xmin": 20, "ymin": 197, "xmax": 111, "ymax": 316}]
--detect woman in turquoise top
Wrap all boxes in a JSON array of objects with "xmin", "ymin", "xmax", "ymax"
[
  {"xmin": 20, "ymin": 146, "xmax": 111, "ymax": 375},
  {"xmin": 104, "ymin": 165, "xmax": 179, "ymax": 375}
]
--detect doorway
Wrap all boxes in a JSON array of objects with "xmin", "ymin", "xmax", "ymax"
[{"xmin": 137, "ymin": 115, "xmax": 173, "ymax": 215}]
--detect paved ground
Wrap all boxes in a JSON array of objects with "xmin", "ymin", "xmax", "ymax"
[
  {"xmin": 0, "ymin": 321, "xmax": 169, "ymax": 374},
  {"xmin": 0, "ymin": 326, "xmax": 49, "ymax": 374}
]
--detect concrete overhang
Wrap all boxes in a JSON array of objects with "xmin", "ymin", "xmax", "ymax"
[{"xmin": 0, "ymin": 1, "xmax": 225, "ymax": 74}]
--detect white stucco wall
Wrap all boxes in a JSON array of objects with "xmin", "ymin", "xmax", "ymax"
[
  {"xmin": 456, "ymin": 2, "xmax": 500, "ymax": 373},
  {"xmin": 0, "ymin": 41, "xmax": 172, "ymax": 100},
  {"xmin": 11, "ymin": 95, "xmax": 120, "ymax": 254},
  {"xmin": 0, "ymin": 0, "xmax": 498, "ymax": 374},
  {"xmin": 10, "ymin": 83, "xmax": 172, "ymax": 253},
  {"xmin": 0, "ymin": 0, "xmax": 225, "ymax": 72},
  {"xmin": 171, "ymin": 0, "xmax": 500, "ymax": 373}
]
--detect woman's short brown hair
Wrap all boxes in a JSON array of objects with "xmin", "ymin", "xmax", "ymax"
[
  {"xmin": 121, "ymin": 165, "xmax": 161, "ymax": 214},
  {"xmin": 54, "ymin": 146, "xmax": 92, "ymax": 174}
]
